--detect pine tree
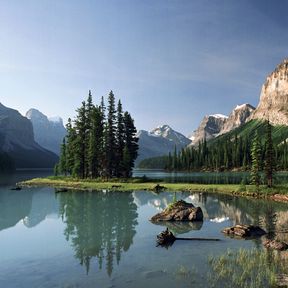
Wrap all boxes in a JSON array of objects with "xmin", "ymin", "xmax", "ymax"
[
  {"xmin": 116, "ymin": 100, "xmax": 125, "ymax": 176},
  {"xmin": 65, "ymin": 118, "xmax": 77, "ymax": 175},
  {"xmin": 59, "ymin": 138, "xmax": 67, "ymax": 175},
  {"xmin": 105, "ymin": 91, "xmax": 117, "ymax": 177},
  {"xmin": 74, "ymin": 101, "xmax": 87, "ymax": 178},
  {"xmin": 88, "ymin": 106, "xmax": 104, "ymax": 178},
  {"xmin": 250, "ymin": 132, "xmax": 261, "ymax": 190},
  {"xmin": 122, "ymin": 112, "xmax": 138, "ymax": 177},
  {"xmin": 264, "ymin": 120, "xmax": 275, "ymax": 188}
]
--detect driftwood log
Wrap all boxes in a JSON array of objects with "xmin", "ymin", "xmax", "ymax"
[{"xmin": 156, "ymin": 228, "xmax": 220, "ymax": 247}]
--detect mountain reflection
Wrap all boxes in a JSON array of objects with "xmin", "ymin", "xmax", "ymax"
[
  {"xmin": 0, "ymin": 187, "xmax": 58, "ymax": 231},
  {"xmin": 58, "ymin": 191, "xmax": 138, "ymax": 276}
]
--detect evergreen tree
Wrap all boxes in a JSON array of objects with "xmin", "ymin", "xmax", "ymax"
[
  {"xmin": 116, "ymin": 100, "xmax": 125, "ymax": 176},
  {"xmin": 250, "ymin": 133, "xmax": 261, "ymax": 190},
  {"xmin": 74, "ymin": 101, "xmax": 87, "ymax": 178},
  {"xmin": 264, "ymin": 120, "xmax": 275, "ymax": 188},
  {"xmin": 105, "ymin": 91, "xmax": 117, "ymax": 177},
  {"xmin": 59, "ymin": 138, "xmax": 67, "ymax": 175},
  {"xmin": 65, "ymin": 118, "xmax": 77, "ymax": 175},
  {"xmin": 88, "ymin": 106, "xmax": 104, "ymax": 178},
  {"xmin": 122, "ymin": 112, "xmax": 138, "ymax": 177}
]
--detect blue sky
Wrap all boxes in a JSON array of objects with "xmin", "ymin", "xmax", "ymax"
[{"xmin": 0, "ymin": 0, "xmax": 288, "ymax": 135}]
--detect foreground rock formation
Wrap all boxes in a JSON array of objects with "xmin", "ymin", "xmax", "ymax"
[
  {"xmin": 150, "ymin": 200, "xmax": 203, "ymax": 222},
  {"xmin": 222, "ymin": 224, "xmax": 266, "ymax": 238},
  {"xmin": 250, "ymin": 58, "xmax": 288, "ymax": 126}
]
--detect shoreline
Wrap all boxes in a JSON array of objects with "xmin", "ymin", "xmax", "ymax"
[{"xmin": 19, "ymin": 177, "xmax": 288, "ymax": 203}]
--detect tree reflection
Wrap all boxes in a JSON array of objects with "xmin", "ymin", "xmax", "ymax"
[{"xmin": 58, "ymin": 191, "xmax": 138, "ymax": 276}]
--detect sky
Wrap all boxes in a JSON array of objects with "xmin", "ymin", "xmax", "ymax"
[{"xmin": 0, "ymin": 0, "xmax": 288, "ymax": 135}]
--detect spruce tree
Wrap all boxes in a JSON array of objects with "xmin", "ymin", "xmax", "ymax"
[
  {"xmin": 122, "ymin": 111, "xmax": 138, "ymax": 177},
  {"xmin": 88, "ymin": 106, "xmax": 104, "ymax": 178},
  {"xmin": 105, "ymin": 91, "xmax": 117, "ymax": 177},
  {"xmin": 65, "ymin": 118, "xmax": 77, "ymax": 175},
  {"xmin": 264, "ymin": 120, "xmax": 275, "ymax": 188},
  {"xmin": 74, "ymin": 101, "xmax": 87, "ymax": 178},
  {"xmin": 250, "ymin": 132, "xmax": 261, "ymax": 190},
  {"xmin": 59, "ymin": 138, "xmax": 67, "ymax": 176},
  {"xmin": 116, "ymin": 100, "xmax": 125, "ymax": 176}
]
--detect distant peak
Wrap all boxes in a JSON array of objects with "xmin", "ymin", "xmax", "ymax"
[
  {"xmin": 234, "ymin": 103, "xmax": 255, "ymax": 111},
  {"xmin": 209, "ymin": 114, "xmax": 228, "ymax": 119},
  {"xmin": 48, "ymin": 116, "xmax": 63, "ymax": 123},
  {"xmin": 26, "ymin": 108, "xmax": 47, "ymax": 119}
]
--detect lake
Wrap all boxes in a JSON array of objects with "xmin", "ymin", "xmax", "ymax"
[
  {"xmin": 133, "ymin": 169, "xmax": 288, "ymax": 184},
  {"xmin": 0, "ymin": 171, "xmax": 288, "ymax": 287}
]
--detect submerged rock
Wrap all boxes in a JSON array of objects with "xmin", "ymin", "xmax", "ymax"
[
  {"xmin": 150, "ymin": 200, "xmax": 203, "ymax": 222},
  {"xmin": 222, "ymin": 224, "xmax": 266, "ymax": 238},
  {"xmin": 263, "ymin": 239, "xmax": 288, "ymax": 251}
]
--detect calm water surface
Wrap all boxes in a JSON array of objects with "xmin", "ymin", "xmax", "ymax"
[{"xmin": 0, "ymin": 171, "xmax": 288, "ymax": 287}]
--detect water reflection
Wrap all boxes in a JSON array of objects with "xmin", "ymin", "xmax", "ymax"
[
  {"xmin": 0, "ymin": 187, "xmax": 58, "ymax": 231},
  {"xmin": 57, "ymin": 191, "xmax": 138, "ymax": 276}
]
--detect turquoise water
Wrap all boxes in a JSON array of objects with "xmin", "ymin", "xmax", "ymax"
[
  {"xmin": 133, "ymin": 169, "xmax": 288, "ymax": 184},
  {"xmin": 0, "ymin": 171, "xmax": 287, "ymax": 287}
]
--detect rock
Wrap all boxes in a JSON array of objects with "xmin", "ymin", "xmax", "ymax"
[
  {"xmin": 249, "ymin": 58, "xmax": 288, "ymax": 126},
  {"xmin": 276, "ymin": 274, "xmax": 288, "ymax": 287},
  {"xmin": 152, "ymin": 184, "xmax": 166, "ymax": 192},
  {"xmin": 263, "ymin": 239, "xmax": 288, "ymax": 251},
  {"xmin": 150, "ymin": 200, "xmax": 203, "ymax": 222},
  {"xmin": 222, "ymin": 224, "xmax": 266, "ymax": 238}
]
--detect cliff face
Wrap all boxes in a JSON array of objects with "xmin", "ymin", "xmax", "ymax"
[
  {"xmin": 26, "ymin": 108, "xmax": 66, "ymax": 155},
  {"xmin": 0, "ymin": 103, "xmax": 58, "ymax": 168},
  {"xmin": 250, "ymin": 59, "xmax": 288, "ymax": 125},
  {"xmin": 189, "ymin": 114, "xmax": 227, "ymax": 145},
  {"xmin": 220, "ymin": 104, "xmax": 255, "ymax": 135}
]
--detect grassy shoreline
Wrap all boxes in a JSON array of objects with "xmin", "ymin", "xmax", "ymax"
[{"xmin": 19, "ymin": 176, "xmax": 288, "ymax": 202}]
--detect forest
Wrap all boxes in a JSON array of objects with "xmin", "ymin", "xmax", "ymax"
[{"xmin": 56, "ymin": 91, "xmax": 139, "ymax": 179}]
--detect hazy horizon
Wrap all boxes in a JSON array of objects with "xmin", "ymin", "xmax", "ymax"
[{"xmin": 1, "ymin": 0, "xmax": 288, "ymax": 135}]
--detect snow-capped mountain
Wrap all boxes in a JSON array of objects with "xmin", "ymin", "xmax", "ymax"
[
  {"xmin": 189, "ymin": 104, "xmax": 255, "ymax": 145},
  {"xmin": 26, "ymin": 108, "xmax": 66, "ymax": 155},
  {"xmin": 136, "ymin": 125, "xmax": 191, "ymax": 165}
]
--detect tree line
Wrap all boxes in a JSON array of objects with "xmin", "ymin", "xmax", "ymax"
[
  {"xmin": 55, "ymin": 91, "xmax": 139, "ymax": 178},
  {"xmin": 140, "ymin": 121, "xmax": 288, "ymax": 186}
]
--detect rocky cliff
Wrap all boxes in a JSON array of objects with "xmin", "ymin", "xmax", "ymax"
[
  {"xmin": 219, "ymin": 104, "xmax": 255, "ymax": 135},
  {"xmin": 189, "ymin": 114, "xmax": 228, "ymax": 145},
  {"xmin": 190, "ymin": 104, "xmax": 255, "ymax": 145},
  {"xmin": 250, "ymin": 58, "xmax": 288, "ymax": 125},
  {"xmin": 0, "ymin": 103, "xmax": 58, "ymax": 168},
  {"xmin": 26, "ymin": 108, "xmax": 66, "ymax": 155}
]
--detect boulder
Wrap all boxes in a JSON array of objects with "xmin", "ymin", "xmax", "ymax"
[
  {"xmin": 263, "ymin": 239, "xmax": 288, "ymax": 251},
  {"xmin": 150, "ymin": 200, "xmax": 203, "ymax": 222},
  {"xmin": 222, "ymin": 224, "xmax": 266, "ymax": 238}
]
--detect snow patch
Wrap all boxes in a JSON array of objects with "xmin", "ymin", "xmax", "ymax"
[
  {"xmin": 234, "ymin": 103, "xmax": 249, "ymax": 110},
  {"xmin": 210, "ymin": 114, "xmax": 228, "ymax": 119}
]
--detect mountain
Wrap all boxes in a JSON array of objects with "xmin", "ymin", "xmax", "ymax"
[
  {"xmin": 219, "ymin": 104, "xmax": 255, "ymax": 135},
  {"xmin": 26, "ymin": 108, "xmax": 66, "ymax": 155},
  {"xmin": 0, "ymin": 103, "xmax": 58, "ymax": 168},
  {"xmin": 189, "ymin": 104, "xmax": 255, "ymax": 145},
  {"xmin": 189, "ymin": 114, "xmax": 228, "ymax": 145},
  {"xmin": 136, "ymin": 125, "xmax": 191, "ymax": 165},
  {"xmin": 250, "ymin": 58, "xmax": 288, "ymax": 125}
]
